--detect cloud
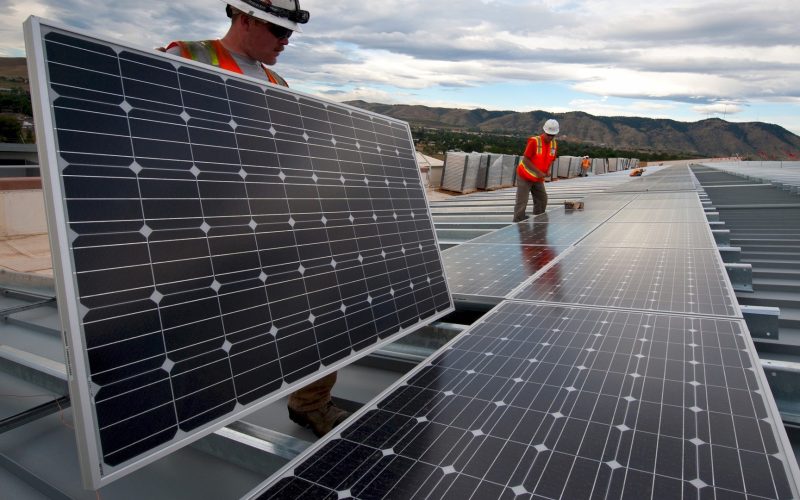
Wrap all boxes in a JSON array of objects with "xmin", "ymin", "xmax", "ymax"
[
  {"xmin": 3, "ymin": 0, "xmax": 799, "ymax": 132},
  {"xmin": 692, "ymin": 101, "xmax": 745, "ymax": 116}
]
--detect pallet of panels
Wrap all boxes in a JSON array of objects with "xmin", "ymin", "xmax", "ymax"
[
  {"xmin": 593, "ymin": 157, "xmax": 608, "ymax": 175},
  {"xmin": 441, "ymin": 151, "xmax": 468, "ymax": 192},
  {"xmin": 484, "ymin": 154, "xmax": 505, "ymax": 190},
  {"xmin": 475, "ymin": 153, "xmax": 491, "ymax": 190},
  {"xmin": 461, "ymin": 153, "xmax": 482, "ymax": 194},
  {"xmin": 555, "ymin": 156, "xmax": 572, "ymax": 178}
]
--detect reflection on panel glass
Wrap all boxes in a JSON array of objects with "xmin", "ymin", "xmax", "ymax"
[
  {"xmin": 443, "ymin": 243, "xmax": 566, "ymax": 299},
  {"xmin": 467, "ymin": 220, "xmax": 598, "ymax": 247},
  {"xmin": 252, "ymin": 301, "xmax": 795, "ymax": 499},
  {"xmin": 513, "ymin": 247, "xmax": 737, "ymax": 317},
  {"xmin": 610, "ymin": 208, "xmax": 710, "ymax": 223},
  {"xmin": 577, "ymin": 222, "xmax": 716, "ymax": 249}
]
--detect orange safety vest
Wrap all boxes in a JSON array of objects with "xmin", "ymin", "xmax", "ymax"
[
  {"xmin": 517, "ymin": 135, "xmax": 557, "ymax": 182},
  {"xmin": 165, "ymin": 40, "xmax": 288, "ymax": 87}
]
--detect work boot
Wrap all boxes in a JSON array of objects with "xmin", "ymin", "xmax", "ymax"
[{"xmin": 288, "ymin": 401, "xmax": 350, "ymax": 437}]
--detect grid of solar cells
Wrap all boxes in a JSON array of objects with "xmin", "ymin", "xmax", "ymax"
[
  {"xmin": 626, "ymin": 198, "xmax": 702, "ymax": 210},
  {"xmin": 609, "ymin": 208, "xmax": 711, "ymax": 223},
  {"xmin": 29, "ymin": 23, "xmax": 452, "ymax": 481},
  {"xmin": 577, "ymin": 223, "xmax": 717, "ymax": 249},
  {"xmin": 531, "ymin": 210, "xmax": 618, "ymax": 224},
  {"xmin": 565, "ymin": 198, "xmax": 629, "ymax": 211},
  {"xmin": 609, "ymin": 169, "xmax": 698, "ymax": 193},
  {"xmin": 442, "ymin": 243, "xmax": 566, "ymax": 299},
  {"xmin": 251, "ymin": 301, "xmax": 796, "ymax": 499},
  {"xmin": 511, "ymin": 247, "xmax": 738, "ymax": 317},
  {"xmin": 630, "ymin": 192, "xmax": 700, "ymax": 201},
  {"xmin": 466, "ymin": 221, "xmax": 599, "ymax": 247}
]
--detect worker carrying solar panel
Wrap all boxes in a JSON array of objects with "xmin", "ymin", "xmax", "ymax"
[
  {"xmin": 163, "ymin": 0, "xmax": 350, "ymax": 438},
  {"xmin": 513, "ymin": 119, "xmax": 559, "ymax": 222},
  {"xmin": 162, "ymin": 0, "xmax": 305, "ymax": 85}
]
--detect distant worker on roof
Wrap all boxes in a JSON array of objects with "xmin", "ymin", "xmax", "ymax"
[
  {"xmin": 163, "ymin": 0, "xmax": 351, "ymax": 439},
  {"xmin": 513, "ymin": 119, "xmax": 559, "ymax": 222},
  {"xmin": 580, "ymin": 155, "xmax": 591, "ymax": 177}
]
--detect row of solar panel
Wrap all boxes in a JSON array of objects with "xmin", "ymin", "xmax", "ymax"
[{"xmin": 248, "ymin": 167, "xmax": 799, "ymax": 498}]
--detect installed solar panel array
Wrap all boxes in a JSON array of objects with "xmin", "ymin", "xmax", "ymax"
[
  {"xmin": 24, "ymin": 18, "xmax": 453, "ymax": 488},
  {"xmin": 249, "ymin": 166, "xmax": 800, "ymax": 498}
]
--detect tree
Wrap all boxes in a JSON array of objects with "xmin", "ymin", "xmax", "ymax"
[
  {"xmin": 0, "ymin": 88, "xmax": 32, "ymax": 115},
  {"xmin": 0, "ymin": 115, "xmax": 22, "ymax": 142}
]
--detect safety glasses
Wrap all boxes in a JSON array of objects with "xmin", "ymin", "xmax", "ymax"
[{"xmin": 266, "ymin": 22, "xmax": 293, "ymax": 39}]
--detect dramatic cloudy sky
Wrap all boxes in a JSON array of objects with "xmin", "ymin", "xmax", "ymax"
[{"xmin": 3, "ymin": 0, "xmax": 800, "ymax": 134}]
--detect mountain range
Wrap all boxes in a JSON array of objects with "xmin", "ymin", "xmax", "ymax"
[
  {"xmin": 345, "ymin": 101, "xmax": 800, "ymax": 159},
  {"xmin": 3, "ymin": 55, "xmax": 798, "ymax": 159}
]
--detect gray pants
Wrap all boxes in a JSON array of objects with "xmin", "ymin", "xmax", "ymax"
[{"xmin": 513, "ymin": 178, "xmax": 547, "ymax": 222}]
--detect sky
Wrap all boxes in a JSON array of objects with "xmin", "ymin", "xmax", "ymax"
[{"xmin": 2, "ymin": 0, "xmax": 800, "ymax": 135}]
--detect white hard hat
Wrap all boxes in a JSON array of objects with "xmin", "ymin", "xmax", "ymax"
[
  {"xmin": 543, "ymin": 119, "xmax": 560, "ymax": 135},
  {"xmin": 222, "ymin": 0, "xmax": 309, "ymax": 32}
]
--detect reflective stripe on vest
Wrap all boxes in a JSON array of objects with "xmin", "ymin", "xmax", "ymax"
[{"xmin": 166, "ymin": 40, "xmax": 288, "ymax": 87}]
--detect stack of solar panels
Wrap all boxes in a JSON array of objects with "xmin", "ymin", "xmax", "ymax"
[
  {"xmin": 475, "ymin": 153, "xmax": 492, "ymax": 190},
  {"xmin": 482, "ymin": 154, "xmax": 503, "ymax": 190},
  {"xmin": 478, "ymin": 153, "xmax": 518, "ymax": 190},
  {"xmin": 501, "ymin": 154, "xmax": 519, "ymax": 187},
  {"xmin": 24, "ymin": 18, "xmax": 454, "ymax": 489},
  {"xmin": 555, "ymin": 156, "xmax": 581, "ymax": 179},
  {"xmin": 441, "ymin": 152, "xmax": 468, "ymax": 192},
  {"xmin": 248, "ymin": 165, "xmax": 800, "ymax": 499},
  {"xmin": 593, "ymin": 157, "xmax": 609, "ymax": 175},
  {"xmin": 441, "ymin": 152, "xmax": 483, "ymax": 194},
  {"xmin": 463, "ymin": 153, "xmax": 483, "ymax": 193}
]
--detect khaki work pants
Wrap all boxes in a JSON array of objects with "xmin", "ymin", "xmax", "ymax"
[
  {"xmin": 288, "ymin": 372, "xmax": 337, "ymax": 412},
  {"xmin": 513, "ymin": 178, "xmax": 548, "ymax": 222}
]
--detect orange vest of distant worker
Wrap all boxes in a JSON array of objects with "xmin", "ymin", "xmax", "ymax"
[
  {"xmin": 517, "ymin": 134, "xmax": 558, "ymax": 182},
  {"xmin": 166, "ymin": 40, "xmax": 288, "ymax": 87}
]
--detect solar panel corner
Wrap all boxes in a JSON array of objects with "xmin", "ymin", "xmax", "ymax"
[{"xmin": 25, "ymin": 17, "xmax": 453, "ymax": 488}]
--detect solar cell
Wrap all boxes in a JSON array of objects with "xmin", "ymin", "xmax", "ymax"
[
  {"xmin": 25, "ymin": 18, "xmax": 452, "ymax": 487},
  {"xmin": 511, "ymin": 247, "xmax": 738, "ymax": 317},
  {"xmin": 247, "ymin": 301, "xmax": 799, "ymax": 499},
  {"xmin": 442, "ymin": 243, "xmax": 567, "ymax": 302}
]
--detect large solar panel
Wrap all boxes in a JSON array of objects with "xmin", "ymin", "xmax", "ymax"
[
  {"xmin": 465, "ymin": 221, "xmax": 600, "ymax": 247},
  {"xmin": 247, "ymin": 301, "xmax": 799, "ymax": 499},
  {"xmin": 578, "ymin": 222, "xmax": 717, "ymax": 249},
  {"xmin": 626, "ymin": 197, "xmax": 702, "ymax": 210},
  {"xmin": 442, "ymin": 243, "xmax": 567, "ymax": 302},
  {"xmin": 511, "ymin": 247, "xmax": 739, "ymax": 317},
  {"xmin": 609, "ymin": 208, "xmax": 710, "ymax": 223},
  {"xmin": 24, "ymin": 18, "xmax": 452, "ymax": 487},
  {"xmin": 531, "ymin": 209, "xmax": 618, "ymax": 224}
]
